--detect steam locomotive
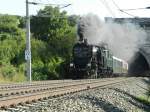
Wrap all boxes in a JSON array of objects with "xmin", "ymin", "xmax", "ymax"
[
  {"xmin": 68, "ymin": 17, "xmax": 128, "ymax": 79},
  {"xmin": 69, "ymin": 40, "xmax": 128, "ymax": 79}
]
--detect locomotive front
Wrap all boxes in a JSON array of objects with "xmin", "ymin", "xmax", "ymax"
[{"xmin": 69, "ymin": 42, "xmax": 93, "ymax": 78}]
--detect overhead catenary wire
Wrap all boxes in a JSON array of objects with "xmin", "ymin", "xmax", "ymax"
[
  {"xmin": 59, "ymin": 4, "xmax": 71, "ymax": 9},
  {"xmin": 103, "ymin": 0, "xmax": 150, "ymax": 36},
  {"xmin": 32, "ymin": 15, "xmax": 68, "ymax": 19},
  {"xmin": 28, "ymin": 0, "xmax": 72, "ymax": 10},
  {"xmin": 111, "ymin": 0, "xmax": 138, "ymax": 18},
  {"xmin": 98, "ymin": 0, "xmax": 116, "ymax": 18},
  {"xmin": 121, "ymin": 7, "xmax": 150, "ymax": 11},
  {"xmin": 29, "ymin": 0, "xmax": 72, "ymax": 18},
  {"xmin": 28, "ymin": 1, "xmax": 71, "ymax": 7},
  {"xmin": 118, "ymin": 7, "xmax": 150, "ymax": 22},
  {"xmin": 111, "ymin": 0, "xmax": 150, "ymax": 23}
]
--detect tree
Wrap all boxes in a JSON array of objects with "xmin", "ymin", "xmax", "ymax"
[
  {"xmin": 0, "ymin": 7, "xmax": 78, "ymax": 81},
  {"xmin": 31, "ymin": 6, "xmax": 72, "ymax": 41},
  {"xmin": 0, "ymin": 14, "xmax": 26, "ymax": 82},
  {"xmin": 0, "ymin": 14, "xmax": 25, "ymax": 65},
  {"xmin": 0, "ymin": 15, "xmax": 20, "ymax": 34},
  {"xmin": 68, "ymin": 15, "xmax": 80, "ymax": 27},
  {"xmin": 30, "ymin": 6, "xmax": 77, "ymax": 79}
]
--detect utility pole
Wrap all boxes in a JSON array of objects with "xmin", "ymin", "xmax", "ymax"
[{"xmin": 25, "ymin": 0, "xmax": 32, "ymax": 82}]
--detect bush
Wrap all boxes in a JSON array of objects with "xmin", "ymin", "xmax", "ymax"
[
  {"xmin": 46, "ymin": 56, "xmax": 64, "ymax": 79},
  {"xmin": 32, "ymin": 60, "xmax": 52, "ymax": 80},
  {"xmin": 0, "ymin": 64, "xmax": 26, "ymax": 82},
  {"xmin": 12, "ymin": 72, "xmax": 26, "ymax": 82},
  {"xmin": 0, "ymin": 12, "xmax": 77, "ymax": 81},
  {"xmin": 1, "ymin": 65, "xmax": 16, "ymax": 80},
  {"xmin": 18, "ymin": 63, "xmax": 25, "ymax": 72}
]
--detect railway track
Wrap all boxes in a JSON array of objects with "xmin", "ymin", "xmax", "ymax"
[
  {"xmin": 0, "ymin": 77, "xmax": 134, "ymax": 109},
  {"xmin": 0, "ymin": 78, "xmax": 119, "ymax": 97},
  {"xmin": 0, "ymin": 80, "xmax": 74, "ymax": 90}
]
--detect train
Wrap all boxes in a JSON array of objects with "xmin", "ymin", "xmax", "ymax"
[
  {"xmin": 68, "ymin": 17, "xmax": 128, "ymax": 79},
  {"xmin": 69, "ymin": 40, "xmax": 128, "ymax": 79}
]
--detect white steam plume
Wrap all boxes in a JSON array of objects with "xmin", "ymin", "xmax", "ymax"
[{"xmin": 78, "ymin": 14, "xmax": 147, "ymax": 62}]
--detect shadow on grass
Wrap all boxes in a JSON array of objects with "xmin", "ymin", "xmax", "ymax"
[
  {"xmin": 110, "ymin": 88, "xmax": 150, "ymax": 112},
  {"xmin": 79, "ymin": 95, "xmax": 124, "ymax": 112}
]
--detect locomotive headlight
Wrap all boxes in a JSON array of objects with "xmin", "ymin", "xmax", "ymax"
[
  {"xmin": 70, "ymin": 63, "xmax": 74, "ymax": 67},
  {"xmin": 87, "ymin": 63, "xmax": 91, "ymax": 67},
  {"xmin": 92, "ymin": 47, "xmax": 98, "ymax": 53}
]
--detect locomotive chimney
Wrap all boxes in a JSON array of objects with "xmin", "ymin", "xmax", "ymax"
[
  {"xmin": 77, "ymin": 24, "xmax": 84, "ymax": 42},
  {"xmin": 77, "ymin": 17, "xmax": 85, "ymax": 42}
]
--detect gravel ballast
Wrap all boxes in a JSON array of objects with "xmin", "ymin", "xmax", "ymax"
[{"xmin": 2, "ymin": 77, "xmax": 150, "ymax": 112}]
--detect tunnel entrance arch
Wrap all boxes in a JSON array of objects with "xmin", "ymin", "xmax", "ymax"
[{"xmin": 128, "ymin": 52, "xmax": 150, "ymax": 76}]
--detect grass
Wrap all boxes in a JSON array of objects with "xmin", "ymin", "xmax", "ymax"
[
  {"xmin": 137, "ymin": 95, "xmax": 150, "ymax": 106},
  {"xmin": 0, "ymin": 72, "xmax": 27, "ymax": 83}
]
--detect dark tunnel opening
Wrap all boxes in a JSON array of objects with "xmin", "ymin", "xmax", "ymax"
[{"xmin": 128, "ymin": 52, "xmax": 150, "ymax": 76}]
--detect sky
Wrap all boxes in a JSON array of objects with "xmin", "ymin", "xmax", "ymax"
[{"xmin": 0, "ymin": 0, "xmax": 150, "ymax": 20}]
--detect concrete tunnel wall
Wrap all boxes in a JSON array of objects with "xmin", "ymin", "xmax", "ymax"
[
  {"xmin": 128, "ymin": 50, "xmax": 150, "ymax": 76},
  {"xmin": 140, "ymin": 49, "xmax": 150, "ymax": 68}
]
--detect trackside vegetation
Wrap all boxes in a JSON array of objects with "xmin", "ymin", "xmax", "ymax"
[{"xmin": 0, "ymin": 6, "xmax": 79, "ymax": 82}]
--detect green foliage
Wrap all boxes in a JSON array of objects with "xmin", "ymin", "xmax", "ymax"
[
  {"xmin": 146, "ymin": 83, "xmax": 150, "ymax": 101},
  {"xmin": 0, "ymin": 14, "xmax": 20, "ymax": 34},
  {"xmin": 17, "ymin": 16, "xmax": 26, "ymax": 28},
  {"xmin": 46, "ymin": 56, "xmax": 64, "ymax": 78},
  {"xmin": 0, "ymin": 39, "xmax": 19, "ymax": 63},
  {"xmin": 47, "ymin": 30, "xmax": 76, "ymax": 58},
  {"xmin": 137, "ymin": 95, "xmax": 150, "ymax": 106},
  {"xmin": 0, "ymin": 6, "xmax": 77, "ymax": 82},
  {"xmin": 32, "ymin": 60, "xmax": 47, "ymax": 80},
  {"xmin": 32, "ymin": 56, "xmax": 64, "ymax": 80},
  {"xmin": 12, "ymin": 72, "xmax": 26, "ymax": 82},
  {"xmin": 18, "ymin": 63, "xmax": 25, "ymax": 73},
  {"xmin": 0, "ymin": 14, "xmax": 26, "ymax": 82},
  {"xmin": 29, "ymin": 6, "xmax": 77, "ymax": 80},
  {"xmin": 0, "ymin": 14, "xmax": 26, "ymax": 66},
  {"xmin": 148, "ymin": 88, "xmax": 150, "ymax": 98},
  {"xmin": 137, "ymin": 79, "xmax": 150, "ymax": 107},
  {"xmin": 68, "ymin": 15, "xmax": 80, "ymax": 27},
  {"xmin": 0, "ymin": 34, "xmax": 25, "ymax": 65},
  {"xmin": 31, "ymin": 39, "xmax": 47, "ymax": 61},
  {"xmin": 0, "ymin": 64, "xmax": 26, "ymax": 82},
  {"xmin": 1, "ymin": 64, "xmax": 16, "ymax": 79},
  {"xmin": 31, "ymin": 6, "xmax": 73, "ymax": 42}
]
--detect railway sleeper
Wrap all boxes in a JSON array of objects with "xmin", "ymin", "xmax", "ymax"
[
  {"xmin": 43, "ymin": 97, "xmax": 48, "ymax": 100},
  {"xmin": 31, "ymin": 99, "xmax": 37, "ymax": 103},
  {"xmin": 37, "ymin": 89, "xmax": 40, "ymax": 91},
  {"xmin": 1, "ymin": 106, "xmax": 8, "ymax": 110},
  {"xmin": 16, "ymin": 92, "xmax": 20, "ymax": 95},
  {"xmin": 18, "ymin": 102, "xmax": 25, "ymax": 106},
  {"xmin": 25, "ymin": 100, "xmax": 32, "ymax": 104},
  {"xmin": 11, "ymin": 92, "xmax": 15, "ymax": 95},
  {"xmin": 10, "ymin": 104, "xmax": 17, "ymax": 108},
  {"xmin": 25, "ymin": 91, "xmax": 28, "ymax": 93}
]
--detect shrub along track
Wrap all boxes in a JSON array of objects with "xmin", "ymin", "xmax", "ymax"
[{"xmin": 0, "ymin": 77, "xmax": 136, "ymax": 109}]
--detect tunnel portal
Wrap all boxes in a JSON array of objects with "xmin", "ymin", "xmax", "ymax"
[{"xmin": 128, "ymin": 52, "xmax": 150, "ymax": 76}]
